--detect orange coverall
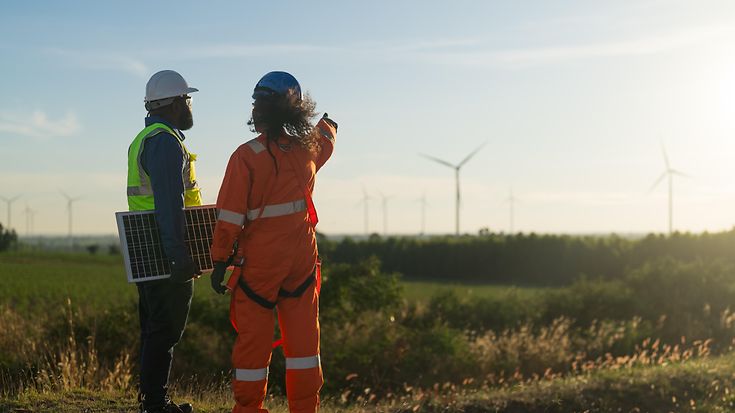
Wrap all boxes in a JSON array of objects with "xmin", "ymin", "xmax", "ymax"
[{"xmin": 210, "ymin": 118, "xmax": 336, "ymax": 413}]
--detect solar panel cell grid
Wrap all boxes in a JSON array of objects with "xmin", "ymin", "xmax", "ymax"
[{"xmin": 116, "ymin": 205, "xmax": 218, "ymax": 283}]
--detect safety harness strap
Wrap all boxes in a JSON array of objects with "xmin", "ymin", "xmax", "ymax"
[
  {"xmin": 278, "ymin": 273, "xmax": 315, "ymax": 298},
  {"xmin": 237, "ymin": 265, "xmax": 318, "ymax": 310},
  {"xmin": 238, "ymin": 277, "xmax": 277, "ymax": 310}
]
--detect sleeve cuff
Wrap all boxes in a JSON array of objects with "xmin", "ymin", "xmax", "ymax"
[{"xmin": 211, "ymin": 245, "xmax": 233, "ymax": 263}]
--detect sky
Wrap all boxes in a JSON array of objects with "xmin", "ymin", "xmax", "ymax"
[{"xmin": 2, "ymin": 1, "xmax": 735, "ymax": 236}]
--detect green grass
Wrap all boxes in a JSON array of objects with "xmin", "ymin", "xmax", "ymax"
[
  {"xmin": 6, "ymin": 251, "xmax": 735, "ymax": 411},
  {"xmin": 400, "ymin": 280, "xmax": 552, "ymax": 302},
  {"xmin": 0, "ymin": 251, "xmax": 220, "ymax": 312},
  {"xmin": 0, "ymin": 251, "xmax": 552, "ymax": 309},
  {"xmin": 4, "ymin": 353, "xmax": 735, "ymax": 412}
]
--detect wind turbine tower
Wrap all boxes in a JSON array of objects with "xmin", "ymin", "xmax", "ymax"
[
  {"xmin": 378, "ymin": 191, "xmax": 394, "ymax": 236},
  {"xmin": 356, "ymin": 185, "xmax": 372, "ymax": 236},
  {"xmin": 61, "ymin": 192, "xmax": 82, "ymax": 248},
  {"xmin": 417, "ymin": 192, "xmax": 428, "ymax": 235},
  {"xmin": 649, "ymin": 145, "xmax": 688, "ymax": 235},
  {"xmin": 24, "ymin": 204, "xmax": 36, "ymax": 237},
  {"xmin": 506, "ymin": 188, "xmax": 517, "ymax": 234},
  {"xmin": 0, "ymin": 195, "xmax": 20, "ymax": 230},
  {"xmin": 420, "ymin": 142, "xmax": 487, "ymax": 236}
]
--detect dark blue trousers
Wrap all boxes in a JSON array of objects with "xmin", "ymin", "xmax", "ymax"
[{"xmin": 137, "ymin": 279, "xmax": 193, "ymax": 409}]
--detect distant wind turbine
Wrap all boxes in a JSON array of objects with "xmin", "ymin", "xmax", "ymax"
[
  {"xmin": 0, "ymin": 195, "xmax": 20, "ymax": 230},
  {"xmin": 23, "ymin": 204, "xmax": 36, "ymax": 237},
  {"xmin": 355, "ymin": 185, "xmax": 372, "ymax": 236},
  {"xmin": 505, "ymin": 188, "xmax": 517, "ymax": 234},
  {"xmin": 61, "ymin": 191, "xmax": 82, "ymax": 248},
  {"xmin": 420, "ymin": 142, "xmax": 487, "ymax": 236},
  {"xmin": 378, "ymin": 191, "xmax": 394, "ymax": 236},
  {"xmin": 417, "ymin": 192, "xmax": 428, "ymax": 235},
  {"xmin": 648, "ymin": 145, "xmax": 688, "ymax": 234}
]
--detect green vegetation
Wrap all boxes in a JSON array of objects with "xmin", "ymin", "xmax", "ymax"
[
  {"xmin": 401, "ymin": 280, "xmax": 552, "ymax": 302},
  {"xmin": 0, "ymin": 222, "xmax": 17, "ymax": 252},
  {"xmin": 4, "ymin": 353, "xmax": 735, "ymax": 412},
  {"xmin": 5, "ymin": 229, "xmax": 735, "ymax": 411},
  {"xmin": 320, "ymin": 230, "xmax": 735, "ymax": 285}
]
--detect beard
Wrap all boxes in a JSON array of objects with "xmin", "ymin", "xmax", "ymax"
[{"xmin": 179, "ymin": 109, "xmax": 194, "ymax": 130}]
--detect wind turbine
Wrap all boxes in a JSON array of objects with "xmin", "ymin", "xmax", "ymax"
[
  {"xmin": 378, "ymin": 191, "xmax": 394, "ymax": 236},
  {"xmin": 505, "ymin": 188, "xmax": 517, "ymax": 234},
  {"xmin": 649, "ymin": 145, "xmax": 688, "ymax": 235},
  {"xmin": 23, "ymin": 204, "xmax": 36, "ymax": 237},
  {"xmin": 420, "ymin": 142, "xmax": 487, "ymax": 236},
  {"xmin": 61, "ymin": 191, "xmax": 82, "ymax": 248},
  {"xmin": 0, "ymin": 195, "xmax": 21, "ymax": 230},
  {"xmin": 355, "ymin": 185, "xmax": 372, "ymax": 236},
  {"xmin": 416, "ymin": 192, "xmax": 428, "ymax": 236}
]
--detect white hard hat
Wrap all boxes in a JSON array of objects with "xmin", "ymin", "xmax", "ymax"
[{"xmin": 144, "ymin": 70, "xmax": 198, "ymax": 104}]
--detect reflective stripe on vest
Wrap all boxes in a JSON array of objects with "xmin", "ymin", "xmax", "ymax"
[
  {"xmin": 127, "ymin": 122, "xmax": 202, "ymax": 211},
  {"xmin": 127, "ymin": 186, "xmax": 153, "ymax": 196},
  {"xmin": 234, "ymin": 367, "xmax": 269, "ymax": 382},
  {"xmin": 285, "ymin": 355, "xmax": 320, "ymax": 370},
  {"xmin": 247, "ymin": 199, "xmax": 306, "ymax": 221},
  {"xmin": 217, "ymin": 209, "xmax": 246, "ymax": 226},
  {"xmin": 246, "ymin": 139, "xmax": 266, "ymax": 154}
]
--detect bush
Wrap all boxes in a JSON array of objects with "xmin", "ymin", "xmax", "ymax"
[
  {"xmin": 320, "ymin": 256, "xmax": 403, "ymax": 326},
  {"xmin": 0, "ymin": 223, "xmax": 17, "ymax": 252}
]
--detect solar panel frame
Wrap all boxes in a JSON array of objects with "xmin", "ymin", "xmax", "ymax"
[{"xmin": 115, "ymin": 205, "xmax": 218, "ymax": 283}]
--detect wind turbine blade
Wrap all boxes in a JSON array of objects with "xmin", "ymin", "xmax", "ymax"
[
  {"xmin": 59, "ymin": 190, "xmax": 71, "ymax": 200},
  {"xmin": 670, "ymin": 169, "xmax": 691, "ymax": 178},
  {"xmin": 648, "ymin": 172, "xmax": 667, "ymax": 193},
  {"xmin": 458, "ymin": 141, "xmax": 488, "ymax": 168},
  {"xmin": 419, "ymin": 153, "xmax": 456, "ymax": 169}
]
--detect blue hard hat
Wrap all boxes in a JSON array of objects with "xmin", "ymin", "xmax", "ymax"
[{"xmin": 252, "ymin": 71, "xmax": 302, "ymax": 101}]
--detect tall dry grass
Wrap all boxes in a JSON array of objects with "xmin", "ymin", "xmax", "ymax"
[{"xmin": 1, "ymin": 299, "xmax": 133, "ymax": 395}]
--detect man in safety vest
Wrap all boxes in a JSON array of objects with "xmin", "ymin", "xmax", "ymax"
[
  {"xmin": 127, "ymin": 70, "xmax": 202, "ymax": 413},
  {"xmin": 209, "ymin": 71, "xmax": 337, "ymax": 413}
]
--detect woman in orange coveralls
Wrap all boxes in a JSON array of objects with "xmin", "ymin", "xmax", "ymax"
[{"xmin": 209, "ymin": 71, "xmax": 337, "ymax": 413}]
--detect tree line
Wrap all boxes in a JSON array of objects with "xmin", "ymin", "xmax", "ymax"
[{"xmin": 318, "ymin": 230, "xmax": 735, "ymax": 285}]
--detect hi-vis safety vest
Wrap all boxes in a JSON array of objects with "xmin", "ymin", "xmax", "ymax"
[{"xmin": 127, "ymin": 122, "xmax": 202, "ymax": 211}]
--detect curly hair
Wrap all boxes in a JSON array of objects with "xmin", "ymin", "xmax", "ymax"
[{"xmin": 248, "ymin": 92, "xmax": 321, "ymax": 154}]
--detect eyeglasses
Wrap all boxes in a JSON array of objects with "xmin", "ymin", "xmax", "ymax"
[{"xmin": 180, "ymin": 95, "xmax": 192, "ymax": 108}]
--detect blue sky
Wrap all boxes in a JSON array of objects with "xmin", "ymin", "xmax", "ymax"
[{"xmin": 3, "ymin": 1, "xmax": 735, "ymax": 235}]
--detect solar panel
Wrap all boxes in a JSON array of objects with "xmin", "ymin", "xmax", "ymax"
[{"xmin": 115, "ymin": 205, "xmax": 218, "ymax": 283}]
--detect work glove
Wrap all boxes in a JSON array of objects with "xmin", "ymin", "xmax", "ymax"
[
  {"xmin": 210, "ymin": 261, "xmax": 228, "ymax": 295},
  {"xmin": 322, "ymin": 113, "xmax": 338, "ymax": 131},
  {"xmin": 169, "ymin": 253, "xmax": 201, "ymax": 283}
]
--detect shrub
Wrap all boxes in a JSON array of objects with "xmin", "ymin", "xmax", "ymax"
[{"xmin": 0, "ymin": 223, "xmax": 17, "ymax": 252}]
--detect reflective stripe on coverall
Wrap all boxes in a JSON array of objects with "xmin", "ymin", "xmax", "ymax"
[{"xmin": 211, "ymin": 118, "xmax": 336, "ymax": 413}]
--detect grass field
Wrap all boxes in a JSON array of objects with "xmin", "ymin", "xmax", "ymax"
[
  {"xmin": 0, "ymin": 252, "xmax": 539, "ymax": 309},
  {"xmin": 4, "ymin": 251, "xmax": 735, "ymax": 412},
  {"xmin": 0, "ymin": 252, "xmax": 229, "ymax": 312},
  {"xmin": 400, "ymin": 280, "xmax": 553, "ymax": 302},
  {"xmin": 4, "ymin": 351, "xmax": 735, "ymax": 412}
]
